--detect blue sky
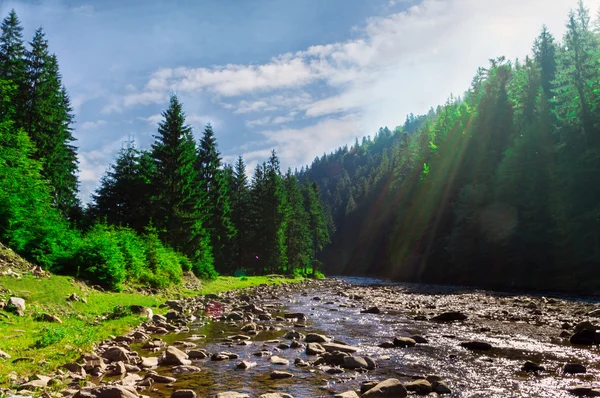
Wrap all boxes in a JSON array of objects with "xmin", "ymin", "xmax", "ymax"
[{"xmin": 1, "ymin": 0, "xmax": 599, "ymax": 204}]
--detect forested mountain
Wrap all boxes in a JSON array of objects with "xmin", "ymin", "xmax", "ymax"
[
  {"xmin": 301, "ymin": 2, "xmax": 600, "ymax": 293},
  {"xmin": 0, "ymin": 9, "xmax": 330, "ymax": 291}
]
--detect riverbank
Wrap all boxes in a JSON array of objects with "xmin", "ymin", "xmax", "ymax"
[{"xmin": 0, "ymin": 264, "xmax": 305, "ymax": 389}]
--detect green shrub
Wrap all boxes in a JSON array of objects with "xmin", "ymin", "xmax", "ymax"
[
  {"xmin": 112, "ymin": 228, "xmax": 147, "ymax": 280},
  {"xmin": 74, "ymin": 224, "xmax": 126, "ymax": 291},
  {"xmin": 34, "ymin": 326, "xmax": 66, "ymax": 348},
  {"xmin": 141, "ymin": 231, "xmax": 183, "ymax": 288}
]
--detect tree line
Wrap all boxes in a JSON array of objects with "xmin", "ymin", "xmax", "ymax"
[
  {"xmin": 301, "ymin": 1, "xmax": 600, "ymax": 293},
  {"xmin": 0, "ymin": 9, "xmax": 329, "ymax": 290}
]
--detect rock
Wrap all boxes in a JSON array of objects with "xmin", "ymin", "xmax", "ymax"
[
  {"xmin": 283, "ymin": 312, "xmax": 307, "ymax": 321},
  {"xmin": 411, "ymin": 335, "xmax": 428, "ymax": 344},
  {"xmin": 432, "ymin": 311, "xmax": 467, "ymax": 322},
  {"xmin": 19, "ymin": 375, "xmax": 51, "ymax": 390},
  {"xmin": 171, "ymin": 390, "xmax": 197, "ymax": 398},
  {"xmin": 163, "ymin": 346, "xmax": 191, "ymax": 366},
  {"xmin": 236, "ymin": 360, "xmax": 256, "ymax": 369},
  {"xmin": 570, "ymin": 328, "xmax": 600, "ymax": 345},
  {"xmin": 564, "ymin": 363, "xmax": 586, "ymax": 374},
  {"xmin": 567, "ymin": 386, "xmax": 600, "ymax": 397},
  {"xmin": 67, "ymin": 293, "xmax": 81, "ymax": 302},
  {"xmin": 587, "ymin": 309, "xmax": 600, "ymax": 317},
  {"xmin": 187, "ymin": 350, "xmax": 208, "ymax": 359},
  {"xmin": 294, "ymin": 358, "xmax": 309, "ymax": 367},
  {"xmin": 211, "ymin": 353, "xmax": 232, "ymax": 361},
  {"xmin": 459, "ymin": 341, "xmax": 492, "ymax": 351},
  {"xmin": 283, "ymin": 331, "xmax": 303, "ymax": 340},
  {"xmin": 342, "ymin": 356, "xmax": 368, "ymax": 369},
  {"xmin": 241, "ymin": 323, "xmax": 257, "ymax": 332},
  {"xmin": 108, "ymin": 361, "xmax": 126, "ymax": 376},
  {"xmin": 306, "ymin": 343, "xmax": 326, "ymax": 355},
  {"xmin": 270, "ymin": 371, "xmax": 293, "ymax": 379},
  {"xmin": 102, "ymin": 346, "xmax": 130, "ymax": 362},
  {"xmin": 334, "ymin": 392, "xmax": 359, "ymax": 398},
  {"xmin": 270, "ymin": 356, "xmax": 289, "ymax": 365},
  {"xmin": 171, "ymin": 365, "xmax": 201, "ymax": 374},
  {"xmin": 322, "ymin": 343, "xmax": 359, "ymax": 353},
  {"xmin": 226, "ymin": 312, "xmax": 244, "ymax": 321},
  {"xmin": 362, "ymin": 378, "xmax": 407, "ymax": 397},
  {"xmin": 7, "ymin": 297, "xmax": 25, "ymax": 315},
  {"xmin": 140, "ymin": 356, "xmax": 159, "ymax": 368},
  {"xmin": 361, "ymin": 381, "xmax": 380, "ymax": 394},
  {"xmin": 41, "ymin": 313, "xmax": 62, "ymax": 323},
  {"xmin": 393, "ymin": 337, "xmax": 416, "ymax": 348},
  {"xmin": 0, "ymin": 349, "xmax": 11, "ymax": 359},
  {"xmin": 148, "ymin": 373, "xmax": 177, "ymax": 383},
  {"xmin": 426, "ymin": 376, "xmax": 452, "ymax": 394},
  {"xmin": 258, "ymin": 394, "xmax": 294, "ymax": 398},
  {"xmin": 342, "ymin": 356, "xmax": 376, "ymax": 370},
  {"xmin": 405, "ymin": 379, "xmax": 432, "ymax": 395},
  {"xmin": 73, "ymin": 385, "xmax": 140, "ymax": 398},
  {"xmin": 522, "ymin": 361, "xmax": 545, "ymax": 372},
  {"xmin": 305, "ymin": 333, "xmax": 329, "ymax": 343},
  {"xmin": 230, "ymin": 334, "xmax": 251, "ymax": 341},
  {"xmin": 361, "ymin": 306, "xmax": 380, "ymax": 314},
  {"xmin": 215, "ymin": 393, "xmax": 250, "ymax": 398}
]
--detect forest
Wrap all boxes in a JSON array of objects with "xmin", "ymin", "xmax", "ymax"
[
  {"xmin": 0, "ymin": 10, "xmax": 330, "ymax": 291},
  {"xmin": 301, "ymin": 2, "xmax": 600, "ymax": 293},
  {"xmin": 2, "ymin": 2, "xmax": 600, "ymax": 294}
]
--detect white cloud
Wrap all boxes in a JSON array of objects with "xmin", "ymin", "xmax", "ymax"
[
  {"xmin": 79, "ymin": 119, "xmax": 107, "ymax": 130},
  {"xmin": 108, "ymin": 0, "xmax": 600, "ymax": 173}
]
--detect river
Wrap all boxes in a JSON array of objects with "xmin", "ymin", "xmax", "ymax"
[{"xmin": 124, "ymin": 277, "xmax": 600, "ymax": 397}]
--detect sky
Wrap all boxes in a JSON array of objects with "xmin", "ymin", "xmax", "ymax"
[{"xmin": 1, "ymin": 0, "xmax": 599, "ymax": 204}]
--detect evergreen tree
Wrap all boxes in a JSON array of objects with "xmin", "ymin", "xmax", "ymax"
[
  {"xmin": 195, "ymin": 123, "xmax": 236, "ymax": 273},
  {"xmin": 283, "ymin": 169, "xmax": 310, "ymax": 275},
  {"xmin": 0, "ymin": 9, "xmax": 26, "ymax": 119},
  {"xmin": 150, "ymin": 94, "xmax": 213, "ymax": 273},
  {"xmin": 261, "ymin": 151, "xmax": 287, "ymax": 273},
  {"xmin": 303, "ymin": 181, "xmax": 330, "ymax": 275},
  {"xmin": 24, "ymin": 28, "xmax": 80, "ymax": 218},
  {"xmin": 230, "ymin": 155, "xmax": 252, "ymax": 272},
  {"xmin": 533, "ymin": 25, "xmax": 557, "ymax": 99}
]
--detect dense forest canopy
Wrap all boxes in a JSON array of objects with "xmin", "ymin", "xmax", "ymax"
[
  {"xmin": 300, "ymin": 1, "xmax": 600, "ymax": 293},
  {"xmin": 0, "ymin": 9, "xmax": 330, "ymax": 290},
  {"xmin": 1, "ymin": 1, "xmax": 600, "ymax": 293}
]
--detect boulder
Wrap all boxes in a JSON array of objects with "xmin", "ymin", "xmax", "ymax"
[
  {"xmin": 362, "ymin": 378, "xmax": 407, "ymax": 397},
  {"xmin": 393, "ymin": 337, "xmax": 416, "ymax": 348},
  {"xmin": 405, "ymin": 379, "xmax": 432, "ymax": 395},
  {"xmin": 236, "ymin": 360, "xmax": 256, "ymax": 369},
  {"xmin": 162, "ymin": 346, "xmax": 191, "ymax": 366},
  {"xmin": 306, "ymin": 343, "xmax": 326, "ymax": 355},
  {"xmin": 258, "ymin": 394, "xmax": 294, "ymax": 398},
  {"xmin": 270, "ymin": 371, "xmax": 293, "ymax": 379},
  {"xmin": 102, "ymin": 346, "xmax": 130, "ymax": 362},
  {"xmin": 522, "ymin": 361, "xmax": 545, "ymax": 372},
  {"xmin": 171, "ymin": 390, "xmax": 197, "ymax": 398},
  {"xmin": 215, "ymin": 392, "xmax": 250, "ymax": 398},
  {"xmin": 270, "ymin": 356, "xmax": 289, "ymax": 365},
  {"xmin": 360, "ymin": 307, "xmax": 380, "ymax": 314},
  {"xmin": 7, "ymin": 297, "xmax": 25, "ymax": 315},
  {"xmin": 459, "ymin": 341, "xmax": 492, "ymax": 351},
  {"xmin": 564, "ymin": 363, "xmax": 586, "ymax": 374},
  {"xmin": 304, "ymin": 333, "xmax": 329, "ymax": 343},
  {"xmin": 322, "ymin": 343, "xmax": 359, "ymax": 353},
  {"xmin": 432, "ymin": 311, "xmax": 467, "ymax": 322},
  {"xmin": 334, "ymin": 392, "xmax": 359, "ymax": 398}
]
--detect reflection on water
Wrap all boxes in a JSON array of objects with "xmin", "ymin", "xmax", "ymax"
[{"xmin": 127, "ymin": 277, "xmax": 600, "ymax": 397}]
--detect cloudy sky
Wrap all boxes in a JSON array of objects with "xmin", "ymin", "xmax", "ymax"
[{"xmin": 1, "ymin": 0, "xmax": 599, "ymax": 204}]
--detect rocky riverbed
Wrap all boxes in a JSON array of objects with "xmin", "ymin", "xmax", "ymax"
[{"xmin": 9, "ymin": 277, "xmax": 600, "ymax": 397}]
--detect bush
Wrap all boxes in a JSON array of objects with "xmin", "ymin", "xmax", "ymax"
[
  {"xmin": 141, "ymin": 231, "xmax": 183, "ymax": 289},
  {"xmin": 34, "ymin": 326, "xmax": 66, "ymax": 348},
  {"xmin": 74, "ymin": 224, "xmax": 127, "ymax": 291},
  {"xmin": 192, "ymin": 259, "xmax": 218, "ymax": 280}
]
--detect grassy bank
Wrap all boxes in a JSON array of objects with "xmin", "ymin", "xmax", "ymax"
[{"xmin": 0, "ymin": 272, "xmax": 303, "ymax": 387}]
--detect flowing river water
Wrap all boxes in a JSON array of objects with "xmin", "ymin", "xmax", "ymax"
[{"xmin": 123, "ymin": 277, "xmax": 600, "ymax": 397}]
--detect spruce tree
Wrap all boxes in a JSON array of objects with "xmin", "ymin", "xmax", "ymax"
[
  {"xmin": 230, "ymin": 155, "xmax": 252, "ymax": 272},
  {"xmin": 195, "ymin": 123, "xmax": 236, "ymax": 272},
  {"xmin": 24, "ymin": 28, "xmax": 80, "ymax": 218},
  {"xmin": 150, "ymin": 94, "xmax": 213, "ymax": 273},
  {"xmin": 303, "ymin": 181, "xmax": 330, "ymax": 275},
  {"xmin": 262, "ymin": 150, "xmax": 287, "ymax": 273},
  {"xmin": 283, "ymin": 169, "xmax": 310, "ymax": 275},
  {"xmin": 0, "ymin": 10, "xmax": 26, "ymax": 119}
]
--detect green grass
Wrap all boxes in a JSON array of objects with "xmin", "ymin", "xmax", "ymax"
[{"xmin": 0, "ymin": 273, "xmax": 303, "ymax": 387}]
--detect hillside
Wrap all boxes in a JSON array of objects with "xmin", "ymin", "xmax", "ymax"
[{"xmin": 302, "ymin": 8, "xmax": 600, "ymax": 294}]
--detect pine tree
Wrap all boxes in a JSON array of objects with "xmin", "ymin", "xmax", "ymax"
[
  {"xmin": 283, "ymin": 169, "xmax": 310, "ymax": 275},
  {"xmin": 91, "ymin": 138, "xmax": 152, "ymax": 232},
  {"xmin": 195, "ymin": 123, "xmax": 236, "ymax": 273},
  {"xmin": 150, "ymin": 94, "xmax": 213, "ymax": 273},
  {"xmin": 24, "ymin": 28, "xmax": 80, "ymax": 218},
  {"xmin": 533, "ymin": 25, "xmax": 557, "ymax": 99},
  {"xmin": 248, "ymin": 163, "xmax": 267, "ymax": 274},
  {"xmin": 303, "ymin": 181, "xmax": 330, "ymax": 275},
  {"xmin": 260, "ymin": 151, "xmax": 287, "ymax": 273},
  {"xmin": 230, "ymin": 155, "xmax": 252, "ymax": 272},
  {"xmin": 0, "ymin": 9, "xmax": 26, "ymax": 119}
]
